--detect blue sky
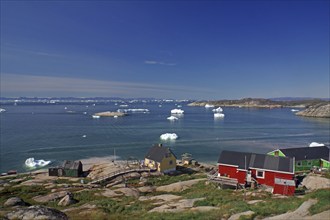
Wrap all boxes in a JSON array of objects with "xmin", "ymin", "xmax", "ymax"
[{"xmin": 1, "ymin": 0, "xmax": 329, "ymax": 99}]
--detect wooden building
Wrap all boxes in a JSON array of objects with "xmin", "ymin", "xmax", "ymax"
[
  {"xmin": 217, "ymin": 150, "xmax": 295, "ymax": 195},
  {"xmin": 144, "ymin": 144, "xmax": 177, "ymax": 173},
  {"xmin": 49, "ymin": 160, "xmax": 83, "ymax": 177},
  {"xmin": 268, "ymin": 146, "xmax": 330, "ymax": 172}
]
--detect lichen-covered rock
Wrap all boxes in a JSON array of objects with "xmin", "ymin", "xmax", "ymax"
[
  {"xmin": 33, "ymin": 191, "xmax": 68, "ymax": 203},
  {"xmin": 4, "ymin": 205, "xmax": 68, "ymax": 220},
  {"xmin": 296, "ymin": 103, "xmax": 330, "ymax": 118},
  {"xmin": 57, "ymin": 193, "xmax": 77, "ymax": 206},
  {"xmin": 4, "ymin": 197, "xmax": 26, "ymax": 207}
]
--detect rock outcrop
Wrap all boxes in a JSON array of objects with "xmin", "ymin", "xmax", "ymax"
[
  {"xmin": 4, "ymin": 197, "xmax": 27, "ymax": 207},
  {"xmin": 58, "ymin": 193, "xmax": 78, "ymax": 206},
  {"xmin": 301, "ymin": 174, "xmax": 330, "ymax": 190},
  {"xmin": 296, "ymin": 103, "xmax": 330, "ymax": 118},
  {"xmin": 4, "ymin": 205, "xmax": 68, "ymax": 220}
]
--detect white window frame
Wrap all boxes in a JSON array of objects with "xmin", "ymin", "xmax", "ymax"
[{"xmin": 256, "ymin": 170, "xmax": 265, "ymax": 179}]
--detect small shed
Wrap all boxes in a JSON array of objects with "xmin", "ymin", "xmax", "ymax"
[
  {"xmin": 62, "ymin": 160, "xmax": 83, "ymax": 177},
  {"xmin": 48, "ymin": 160, "xmax": 83, "ymax": 177}
]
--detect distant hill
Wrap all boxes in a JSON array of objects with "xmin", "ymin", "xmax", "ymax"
[
  {"xmin": 270, "ymin": 97, "xmax": 330, "ymax": 101},
  {"xmin": 188, "ymin": 98, "xmax": 329, "ymax": 109}
]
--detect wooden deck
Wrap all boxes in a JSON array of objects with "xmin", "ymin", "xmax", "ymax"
[
  {"xmin": 89, "ymin": 168, "xmax": 154, "ymax": 185},
  {"xmin": 207, "ymin": 174, "xmax": 244, "ymax": 189}
]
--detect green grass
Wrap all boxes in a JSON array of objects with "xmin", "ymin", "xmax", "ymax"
[{"xmin": 307, "ymin": 189, "xmax": 330, "ymax": 215}]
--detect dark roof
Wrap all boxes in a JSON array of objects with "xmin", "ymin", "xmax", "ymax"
[
  {"xmin": 279, "ymin": 146, "xmax": 330, "ymax": 161},
  {"xmin": 145, "ymin": 144, "xmax": 177, "ymax": 163},
  {"xmin": 218, "ymin": 150, "xmax": 294, "ymax": 173},
  {"xmin": 62, "ymin": 160, "xmax": 82, "ymax": 170}
]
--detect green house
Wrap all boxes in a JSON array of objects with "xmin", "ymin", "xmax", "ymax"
[{"xmin": 268, "ymin": 146, "xmax": 330, "ymax": 172}]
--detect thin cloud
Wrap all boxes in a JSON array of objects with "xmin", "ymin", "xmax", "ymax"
[
  {"xmin": 0, "ymin": 73, "xmax": 215, "ymax": 98},
  {"xmin": 144, "ymin": 60, "xmax": 176, "ymax": 66}
]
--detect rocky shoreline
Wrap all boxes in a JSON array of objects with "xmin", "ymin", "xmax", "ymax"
[{"xmin": 295, "ymin": 103, "xmax": 330, "ymax": 118}]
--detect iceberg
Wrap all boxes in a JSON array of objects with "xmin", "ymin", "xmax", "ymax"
[
  {"xmin": 92, "ymin": 115, "xmax": 100, "ymax": 119},
  {"xmin": 309, "ymin": 142, "xmax": 325, "ymax": 147},
  {"xmin": 25, "ymin": 158, "xmax": 51, "ymax": 169},
  {"xmin": 291, "ymin": 109, "xmax": 300, "ymax": 112},
  {"xmin": 214, "ymin": 113, "xmax": 225, "ymax": 118},
  {"xmin": 171, "ymin": 109, "xmax": 184, "ymax": 114},
  {"xmin": 205, "ymin": 104, "xmax": 215, "ymax": 108},
  {"xmin": 0, "ymin": 108, "xmax": 6, "ymax": 113},
  {"xmin": 167, "ymin": 116, "xmax": 178, "ymax": 121},
  {"xmin": 212, "ymin": 107, "xmax": 223, "ymax": 112},
  {"xmin": 160, "ymin": 133, "xmax": 178, "ymax": 140}
]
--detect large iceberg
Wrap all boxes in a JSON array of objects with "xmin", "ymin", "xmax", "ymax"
[
  {"xmin": 214, "ymin": 113, "xmax": 225, "ymax": 118},
  {"xmin": 212, "ymin": 107, "xmax": 223, "ymax": 112},
  {"xmin": 0, "ymin": 108, "xmax": 6, "ymax": 113},
  {"xmin": 171, "ymin": 109, "xmax": 184, "ymax": 114},
  {"xmin": 309, "ymin": 142, "xmax": 325, "ymax": 147},
  {"xmin": 160, "ymin": 133, "xmax": 178, "ymax": 140},
  {"xmin": 25, "ymin": 158, "xmax": 51, "ymax": 169},
  {"xmin": 167, "ymin": 116, "xmax": 178, "ymax": 121}
]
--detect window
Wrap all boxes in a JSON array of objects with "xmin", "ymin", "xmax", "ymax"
[
  {"xmin": 307, "ymin": 161, "xmax": 312, "ymax": 166},
  {"xmin": 297, "ymin": 161, "xmax": 302, "ymax": 166},
  {"xmin": 256, "ymin": 170, "xmax": 265, "ymax": 178}
]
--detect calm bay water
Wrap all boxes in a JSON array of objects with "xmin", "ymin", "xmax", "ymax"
[{"xmin": 0, "ymin": 102, "xmax": 329, "ymax": 172}]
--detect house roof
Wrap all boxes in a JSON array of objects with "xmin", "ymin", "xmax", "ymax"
[
  {"xmin": 62, "ymin": 160, "xmax": 82, "ymax": 170},
  {"xmin": 145, "ymin": 144, "xmax": 177, "ymax": 163},
  {"xmin": 218, "ymin": 150, "xmax": 294, "ymax": 173},
  {"xmin": 279, "ymin": 146, "xmax": 330, "ymax": 161}
]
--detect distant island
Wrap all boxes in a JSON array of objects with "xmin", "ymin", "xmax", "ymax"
[{"xmin": 188, "ymin": 98, "xmax": 330, "ymax": 118}]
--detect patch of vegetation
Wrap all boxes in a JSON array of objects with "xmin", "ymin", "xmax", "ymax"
[
  {"xmin": 145, "ymin": 173, "xmax": 206, "ymax": 187},
  {"xmin": 307, "ymin": 189, "xmax": 330, "ymax": 215}
]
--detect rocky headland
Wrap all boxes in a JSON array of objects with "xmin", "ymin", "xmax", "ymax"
[
  {"xmin": 94, "ymin": 111, "xmax": 126, "ymax": 117},
  {"xmin": 188, "ymin": 98, "xmax": 329, "ymax": 111},
  {"xmin": 295, "ymin": 103, "xmax": 330, "ymax": 118}
]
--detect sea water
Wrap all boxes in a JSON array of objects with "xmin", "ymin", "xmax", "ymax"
[{"xmin": 0, "ymin": 102, "xmax": 329, "ymax": 172}]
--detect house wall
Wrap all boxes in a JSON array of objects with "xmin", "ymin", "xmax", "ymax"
[
  {"xmin": 218, "ymin": 165, "xmax": 246, "ymax": 184},
  {"xmin": 321, "ymin": 159, "xmax": 330, "ymax": 169},
  {"xmin": 250, "ymin": 169, "xmax": 294, "ymax": 187},
  {"xmin": 295, "ymin": 159, "xmax": 321, "ymax": 172},
  {"xmin": 144, "ymin": 158, "xmax": 157, "ymax": 170},
  {"xmin": 160, "ymin": 154, "xmax": 177, "ymax": 173},
  {"xmin": 273, "ymin": 184, "xmax": 295, "ymax": 196}
]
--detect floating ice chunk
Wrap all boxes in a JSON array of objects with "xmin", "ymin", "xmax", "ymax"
[
  {"xmin": 25, "ymin": 158, "xmax": 51, "ymax": 168},
  {"xmin": 205, "ymin": 104, "xmax": 215, "ymax": 108},
  {"xmin": 309, "ymin": 142, "xmax": 325, "ymax": 147},
  {"xmin": 160, "ymin": 133, "xmax": 178, "ymax": 140},
  {"xmin": 117, "ymin": 109, "xmax": 149, "ymax": 113},
  {"xmin": 167, "ymin": 116, "xmax": 178, "ymax": 121},
  {"xmin": 92, "ymin": 115, "xmax": 100, "ymax": 119},
  {"xmin": 64, "ymin": 107, "xmax": 67, "ymax": 110},
  {"xmin": 119, "ymin": 104, "xmax": 128, "ymax": 107},
  {"xmin": 171, "ymin": 109, "xmax": 184, "ymax": 114},
  {"xmin": 214, "ymin": 113, "xmax": 225, "ymax": 118},
  {"xmin": 83, "ymin": 112, "xmax": 87, "ymax": 115},
  {"xmin": 114, "ymin": 115, "xmax": 118, "ymax": 118},
  {"xmin": 291, "ymin": 109, "xmax": 300, "ymax": 112},
  {"xmin": 177, "ymin": 105, "xmax": 182, "ymax": 108},
  {"xmin": 212, "ymin": 107, "xmax": 223, "ymax": 112},
  {"xmin": 0, "ymin": 108, "xmax": 6, "ymax": 113},
  {"xmin": 82, "ymin": 135, "xmax": 87, "ymax": 138}
]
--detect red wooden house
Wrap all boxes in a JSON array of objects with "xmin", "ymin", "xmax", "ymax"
[{"xmin": 217, "ymin": 150, "xmax": 295, "ymax": 195}]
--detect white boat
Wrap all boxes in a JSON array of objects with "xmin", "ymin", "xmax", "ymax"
[
  {"xmin": 92, "ymin": 115, "xmax": 100, "ymax": 119},
  {"xmin": 205, "ymin": 104, "xmax": 215, "ymax": 108},
  {"xmin": 214, "ymin": 113, "xmax": 225, "ymax": 118}
]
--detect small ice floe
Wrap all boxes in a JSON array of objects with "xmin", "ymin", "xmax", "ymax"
[
  {"xmin": 114, "ymin": 115, "xmax": 118, "ymax": 118},
  {"xmin": 291, "ymin": 109, "xmax": 300, "ymax": 112},
  {"xmin": 93, "ymin": 104, "xmax": 96, "ymax": 106},
  {"xmin": 159, "ymin": 105, "xmax": 162, "ymax": 107},
  {"xmin": 25, "ymin": 158, "xmax": 51, "ymax": 169},
  {"xmin": 212, "ymin": 107, "xmax": 223, "ymax": 113},
  {"xmin": 171, "ymin": 109, "xmax": 184, "ymax": 114},
  {"xmin": 83, "ymin": 112, "xmax": 87, "ymax": 115},
  {"xmin": 167, "ymin": 116, "xmax": 178, "ymax": 121},
  {"xmin": 117, "ymin": 109, "xmax": 149, "ymax": 113},
  {"xmin": 309, "ymin": 142, "xmax": 325, "ymax": 147},
  {"xmin": 177, "ymin": 105, "xmax": 182, "ymax": 108},
  {"xmin": 214, "ymin": 113, "xmax": 225, "ymax": 118},
  {"xmin": 64, "ymin": 107, "xmax": 67, "ymax": 110},
  {"xmin": 82, "ymin": 135, "xmax": 87, "ymax": 138},
  {"xmin": 115, "ymin": 103, "xmax": 118, "ymax": 106},
  {"xmin": 160, "ymin": 133, "xmax": 178, "ymax": 140},
  {"xmin": 119, "ymin": 104, "xmax": 128, "ymax": 107},
  {"xmin": 0, "ymin": 108, "xmax": 6, "ymax": 113},
  {"xmin": 205, "ymin": 104, "xmax": 215, "ymax": 108},
  {"xmin": 92, "ymin": 115, "xmax": 100, "ymax": 119}
]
